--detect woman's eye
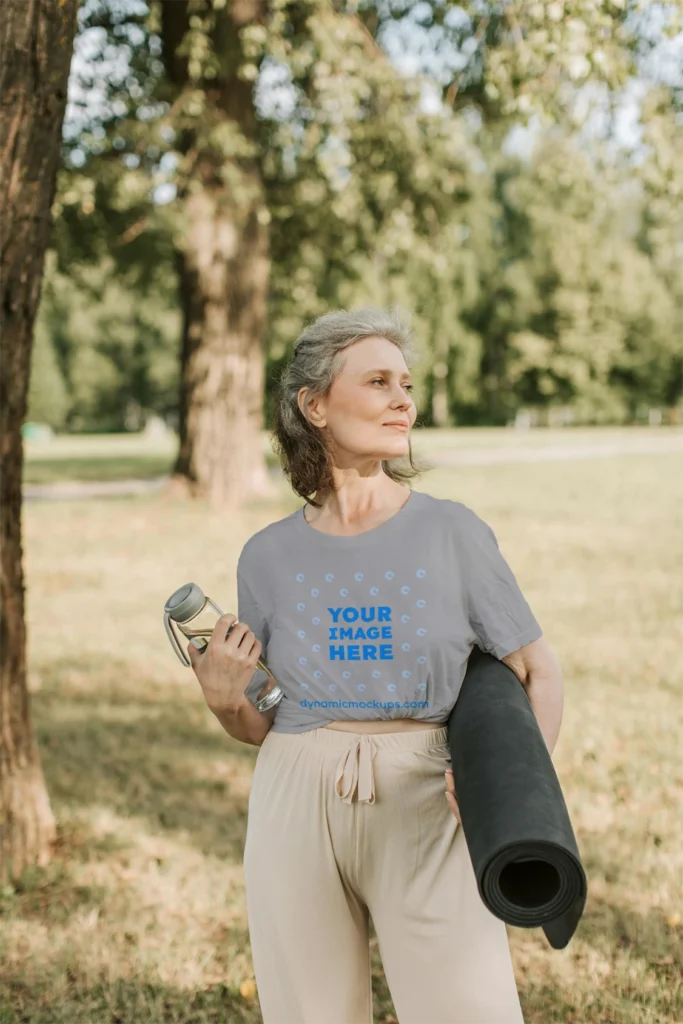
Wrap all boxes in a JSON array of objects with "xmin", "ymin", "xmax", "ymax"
[{"xmin": 372, "ymin": 378, "xmax": 413, "ymax": 392}]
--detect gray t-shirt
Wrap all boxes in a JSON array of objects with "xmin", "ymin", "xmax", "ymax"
[{"xmin": 238, "ymin": 489, "xmax": 543, "ymax": 734}]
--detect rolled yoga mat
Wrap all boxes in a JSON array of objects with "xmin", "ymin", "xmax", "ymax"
[{"xmin": 446, "ymin": 644, "xmax": 587, "ymax": 950}]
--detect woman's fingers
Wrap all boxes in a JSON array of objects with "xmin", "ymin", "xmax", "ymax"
[{"xmin": 187, "ymin": 642, "xmax": 201, "ymax": 670}]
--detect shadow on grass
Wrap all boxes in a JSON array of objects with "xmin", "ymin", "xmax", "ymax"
[
  {"xmin": 0, "ymin": 854, "xmax": 109, "ymax": 926},
  {"xmin": 1, "ymin": 922, "xmax": 398, "ymax": 1024},
  {"xmin": 17, "ymin": 661, "xmax": 682, "ymax": 1024},
  {"xmin": 32, "ymin": 660, "xmax": 259, "ymax": 864},
  {"xmin": 22, "ymin": 450, "xmax": 284, "ymax": 487},
  {"xmin": 0, "ymin": 827, "xmax": 266, "ymax": 1022},
  {"xmin": 575, "ymin": 844, "xmax": 683, "ymax": 983},
  {"xmin": 1, "ymin": 853, "xmax": 400, "ymax": 1024},
  {"xmin": 508, "ymin": 886, "xmax": 683, "ymax": 1024},
  {"xmin": 1, "ymin": 971, "xmax": 264, "ymax": 1024},
  {"xmin": 514, "ymin": 841, "xmax": 683, "ymax": 1022},
  {"xmin": 23, "ymin": 456, "xmax": 175, "ymax": 486}
]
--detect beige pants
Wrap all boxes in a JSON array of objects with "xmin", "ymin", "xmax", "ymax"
[{"xmin": 243, "ymin": 725, "xmax": 525, "ymax": 1024}]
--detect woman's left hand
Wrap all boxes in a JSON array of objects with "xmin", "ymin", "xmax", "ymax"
[{"xmin": 445, "ymin": 768, "xmax": 460, "ymax": 823}]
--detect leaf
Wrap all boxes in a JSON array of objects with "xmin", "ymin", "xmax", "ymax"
[{"xmin": 240, "ymin": 978, "xmax": 257, "ymax": 999}]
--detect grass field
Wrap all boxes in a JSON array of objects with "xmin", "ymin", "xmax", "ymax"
[
  {"xmin": 22, "ymin": 425, "xmax": 682, "ymax": 484},
  {"xmin": 3, "ymin": 429, "xmax": 683, "ymax": 1023}
]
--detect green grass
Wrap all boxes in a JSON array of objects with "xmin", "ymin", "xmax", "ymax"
[
  {"xmin": 23, "ymin": 434, "xmax": 177, "ymax": 485},
  {"xmin": 2, "ymin": 434, "xmax": 683, "ymax": 1022},
  {"xmin": 22, "ymin": 425, "xmax": 683, "ymax": 485},
  {"xmin": 23, "ymin": 455, "xmax": 176, "ymax": 484}
]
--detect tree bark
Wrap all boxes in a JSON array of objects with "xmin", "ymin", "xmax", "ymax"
[
  {"xmin": 0, "ymin": 0, "xmax": 80, "ymax": 884},
  {"xmin": 171, "ymin": 194, "xmax": 275, "ymax": 510},
  {"xmin": 161, "ymin": 0, "xmax": 278, "ymax": 510}
]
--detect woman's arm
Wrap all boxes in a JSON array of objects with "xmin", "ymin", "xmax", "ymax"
[
  {"xmin": 502, "ymin": 637, "xmax": 564, "ymax": 756},
  {"xmin": 211, "ymin": 693, "xmax": 277, "ymax": 746}
]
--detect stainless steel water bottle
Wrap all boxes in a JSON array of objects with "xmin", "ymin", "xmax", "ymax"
[{"xmin": 163, "ymin": 582, "xmax": 283, "ymax": 713}]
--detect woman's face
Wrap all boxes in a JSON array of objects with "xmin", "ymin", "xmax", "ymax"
[{"xmin": 299, "ymin": 335, "xmax": 417, "ymax": 466}]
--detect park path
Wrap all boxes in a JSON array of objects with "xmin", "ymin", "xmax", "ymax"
[{"xmin": 22, "ymin": 433, "xmax": 682, "ymax": 501}]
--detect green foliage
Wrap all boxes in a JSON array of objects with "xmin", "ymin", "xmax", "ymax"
[
  {"xmin": 27, "ymin": 319, "xmax": 70, "ymax": 430},
  {"xmin": 472, "ymin": 137, "xmax": 681, "ymax": 423},
  {"xmin": 32, "ymin": 0, "xmax": 683, "ymax": 433},
  {"xmin": 33, "ymin": 251, "xmax": 180, "ymax": 432}
]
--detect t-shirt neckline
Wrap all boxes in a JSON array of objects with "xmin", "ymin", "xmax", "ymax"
[{"xmin": 294, "ymin": 488, "xmax": 422, "ymax": 545}]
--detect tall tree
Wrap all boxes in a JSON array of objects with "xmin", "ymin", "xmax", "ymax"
[
  {"xmin": 159, "ymin": 0, "xmax": 276, "ymax": 509},
  {"xmin": 0, "ymin": 0, "xmax": 80, "ymax": 884},
  {"xmin": 48, "ymin": 0, "xmax": 683, "ymax": 461},
  {"xmin": 65, "ymin": 0, "xmax": 477, "ymax": 506}
]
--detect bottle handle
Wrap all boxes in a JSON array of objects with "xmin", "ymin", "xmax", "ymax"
[
  {"xmin": 165, "ymin": 598, "xmax": 283, "ymax": 711},
  {"xmin": 164, "ymin": 612, "xmax": 191, "ymax": 667},
  {"xmin": 164, "ymin": 596, "xmax": 225, "ymax": 668}
]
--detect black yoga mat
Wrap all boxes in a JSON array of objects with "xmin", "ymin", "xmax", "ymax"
[{"xmin": 446, "ymin": 644, "xmax": 587, "ymax": 950}]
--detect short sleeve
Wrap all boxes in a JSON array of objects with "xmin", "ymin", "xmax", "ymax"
[
  {"xmin": 457, "ymin": 505, "xmax": 543, "ymax": 660},
  {"xmin": 236, "ymin": 562, "xmax": 272, "ymax": 704}
]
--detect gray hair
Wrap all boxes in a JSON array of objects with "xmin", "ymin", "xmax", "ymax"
[{"xmin": 270, "ymin": 306, "xmax": 435, "ymax": 507}]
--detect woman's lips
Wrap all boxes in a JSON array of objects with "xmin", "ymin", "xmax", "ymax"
[{"xmin": 384, "ymin": 423, "xmax": 408, "ymax": 431}]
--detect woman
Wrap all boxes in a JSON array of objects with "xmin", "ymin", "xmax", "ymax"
[{"xmin": 189, "ymin": 308, "xmax": 544, "ymax": 1023}]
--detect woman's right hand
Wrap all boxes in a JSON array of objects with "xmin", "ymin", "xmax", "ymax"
[{"xmin": 187, "ymin": 613, "xmax": 261, "ymax": 713}]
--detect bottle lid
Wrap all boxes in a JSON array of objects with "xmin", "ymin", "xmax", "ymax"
[{"xmin": 164, "ymin": 583, "xmax": 205, "ymax": 623}]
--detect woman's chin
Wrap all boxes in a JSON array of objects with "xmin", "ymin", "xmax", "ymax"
[{"xmin": 380, "ymin": 443, "xmax": 409, "ymax": 458}]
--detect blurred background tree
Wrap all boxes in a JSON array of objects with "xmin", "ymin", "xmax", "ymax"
[{"xmin": 28, "ymin": 0, "xmax": 683, "ymax": 500}]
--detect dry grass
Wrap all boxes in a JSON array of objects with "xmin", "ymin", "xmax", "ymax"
[{"xmin": 2, "ymin": 430, "xmax": 682, "ymax": 1023}]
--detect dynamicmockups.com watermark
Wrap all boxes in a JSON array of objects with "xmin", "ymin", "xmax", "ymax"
[{"xmin": 300, "ymin": 699, "xmax": 430, "ymax": 710}]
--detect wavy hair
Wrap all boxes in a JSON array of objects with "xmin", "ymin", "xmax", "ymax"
[{"xmin": 270, "ymin": 306, "xmax": 435, "ymax": 508}]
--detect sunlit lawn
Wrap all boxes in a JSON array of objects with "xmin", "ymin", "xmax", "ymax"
[
  {"xmin": 2, "ymin": 439, "xmax": 682, "ymax": 1023},
  {"xmin": 22, "ymin": 425, "xmax": 682, "ymax": 484},
  {"xmin": 23, "ymin": 434, "xmax": 178, "ymax": 484}
]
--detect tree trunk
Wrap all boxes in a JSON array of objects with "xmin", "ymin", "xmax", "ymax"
[
  {"xmin": 0, "ymin": 0, "xmax": 80, "ymax": 884},
  {"xmin": 170, "ymin": 175, "xmax": 276, "ymax": 510},
  {"xmin": 161, "ymin": 0, "xmax": 278, "ymax": 510}
]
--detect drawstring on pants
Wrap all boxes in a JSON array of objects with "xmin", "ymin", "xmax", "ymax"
[{"xmin": 334, "ymin": 734, "xmax": 379, "ymax": 804}]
